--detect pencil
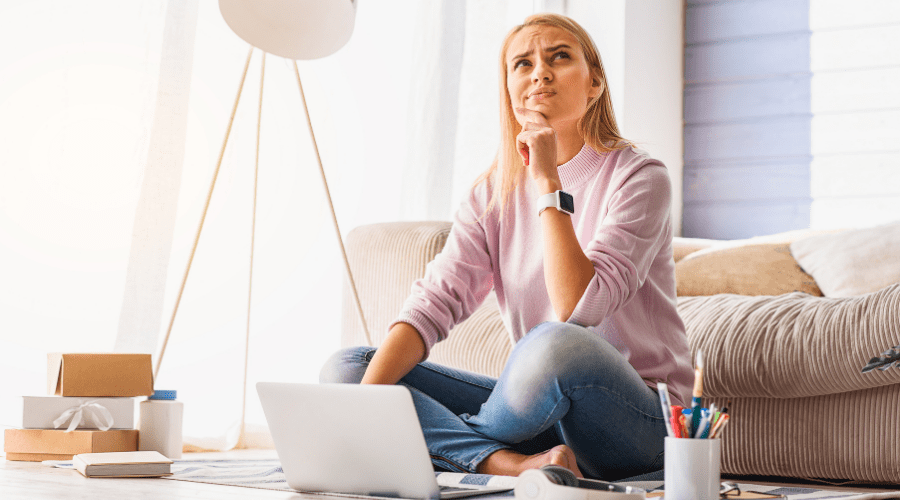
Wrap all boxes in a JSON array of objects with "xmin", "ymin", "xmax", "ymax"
[{"xmin": 691, "ymin": 350, "xmax": 704, "ymax": 437}]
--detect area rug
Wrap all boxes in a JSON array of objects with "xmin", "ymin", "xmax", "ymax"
[{"xmin": 46, "ymin": 458, "xmax": 900, "ymax": 499}]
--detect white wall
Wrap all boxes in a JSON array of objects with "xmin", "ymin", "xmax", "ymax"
[
  {"xmin": 809, "ymin": 0, "xmax": 900, "ymax": 229},
  {"xmin": 623, "ymin": 0, "xmax": 685, "ymax": 236},
  {"xmin": 570, "ymin": 0, "xmax": 685, "ymax": 235}
]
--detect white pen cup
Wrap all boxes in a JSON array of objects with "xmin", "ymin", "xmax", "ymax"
[{"xmin": 664, "ymin": 437, "xmax": 721, "ymax": 500}]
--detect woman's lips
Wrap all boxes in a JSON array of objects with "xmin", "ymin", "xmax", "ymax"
[{"xmin": 528, "ymin": 88, "xmax": 556, "ymax": 99}]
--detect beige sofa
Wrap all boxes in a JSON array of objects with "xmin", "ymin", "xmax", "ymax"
[{"xmin": 340, "ymin": 221, "xmax": 900, "ymax": 484}]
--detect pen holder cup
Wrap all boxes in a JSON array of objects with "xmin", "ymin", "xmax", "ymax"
[{"xmin": 664, "ymin": 437, "xmax": 721, "ymax": 500}]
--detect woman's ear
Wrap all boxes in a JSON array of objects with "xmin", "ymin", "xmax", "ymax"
[{"xmin": 589, "ymin": 78, "xmax": 604, "ymax": 99}]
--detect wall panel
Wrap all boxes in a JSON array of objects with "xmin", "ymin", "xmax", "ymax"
[
  {"xmin": 686, "ymin": 0, "xmax": 809, "ymax": 44},
  {"xmin": 683, "ymin": 0, "xmax": 812, "ymax": 239},
  {"xmin": 683, "ymin": 201, "xmax": 811, "ymax": 240},
  {"xmin": 685, "ymin": 76, "xmax": 810, "ymax": 123},
  {"xmin": 685, "ymin": 34, "xmax": 810, "ymax": 85},
  {"xmin": 808, "ymin": 0, "xmax": 900, "ymax": 229}
]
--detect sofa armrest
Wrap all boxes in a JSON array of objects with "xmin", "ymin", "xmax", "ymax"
[
  {"xmin": 341, "ymin": 221, "xmax": 451, "ymax": 349},
  {"xmin": 342, "ymin": 221, "xmax": 510, "ymax": 377},
  {"xmin": 679, "ymin": 283, "xmax": 900, "ymax": 398}
]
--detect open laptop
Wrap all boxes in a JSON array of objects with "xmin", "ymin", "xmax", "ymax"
[{"xmin": 257, "ymin": 382, "xmax": 513, "ymax": 499}]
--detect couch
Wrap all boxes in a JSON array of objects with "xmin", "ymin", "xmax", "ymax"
[{"xmin": 340, "ymin": 220, "xmax": 900, "ymax": 484}]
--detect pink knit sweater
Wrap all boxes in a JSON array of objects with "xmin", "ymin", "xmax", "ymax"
[{"xmin": 393, "ymin": 144, "xmax": 693, "ymax": 407}]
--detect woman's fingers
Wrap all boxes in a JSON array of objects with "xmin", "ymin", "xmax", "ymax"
[
  {"xmin": 515, "ymin": 107, "xmax": 550, "ymax": 127},
  {"xmin": 515, "ymin": 107, "xmax": 556, "ymax": 173}
]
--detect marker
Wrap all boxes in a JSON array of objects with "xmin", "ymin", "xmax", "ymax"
[
  {"xmin": 671, "ymin": 413, "xmax": 682, "ymax": 438},
  {"xmin": 691, "ymin": 350, "xmax": 704, "ymax": 438},
  {"xmin": 682, "ymin": 408, "xmax": 693, "ymax": 438},
  {"xmin": 656, "ymin": 382, "xmax": 675, "ymax": 438},
  {"xmin": 670, "ymin": 405, "xmax": 684, "ymax": 438},
  {"xmin": 678, "ymin": 413, "xmax": 689, "ymax": 438}
]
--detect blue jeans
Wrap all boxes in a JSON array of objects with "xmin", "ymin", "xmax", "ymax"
[{"xmin": 319, "ymin": 321, "xmax": 667, "ymax": 480}]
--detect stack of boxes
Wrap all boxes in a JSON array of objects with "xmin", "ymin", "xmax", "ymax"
[{"xmin": 4, "ymin": 353, "xmax": 154, "ymax": 461}]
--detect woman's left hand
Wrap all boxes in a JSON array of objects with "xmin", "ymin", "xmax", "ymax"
[{"xmin": 515, "ymin": 107, "xmax": 562, "ymax": 193}]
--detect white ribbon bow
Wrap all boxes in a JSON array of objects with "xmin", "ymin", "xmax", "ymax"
[{"xmin": 52, "ymin": 400, "xmax": 115, "ymax": 432}]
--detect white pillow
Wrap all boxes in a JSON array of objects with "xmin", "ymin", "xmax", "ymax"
[{"xmin": 790, "ymin": 221, "xmax": 900, "ymax": 297}]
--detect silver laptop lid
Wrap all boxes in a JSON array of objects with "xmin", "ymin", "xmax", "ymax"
[{"xmin": 257, "ymin": 382, "xmax": 441, "ymax": 499}]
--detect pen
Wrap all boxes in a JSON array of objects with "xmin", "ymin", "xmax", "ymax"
[
  {"xmin": 709, "ymin": 414, "xmax": 730, "ymax": 438},
  {"xmin": 682, "ymin": 408, "xmax": 693, "ymax": 438},
  {"xmin": 707, "ymin": 403, "xmax": 718, "ymax": 430},
  {"xmin": 696, "ymin": 408, "xmax": 711, "ymax": 439},
  {"xmin": 656, "ymin": 382, "xmax": 675, "ymax": 438},
  {"xmin": 691, "ymin": 350, "xmax": 704, "ymax": 438}
]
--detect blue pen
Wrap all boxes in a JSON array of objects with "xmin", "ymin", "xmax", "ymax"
[
  {"xmin": 697, "ymin": 408, "xmax": 711, "ymax": 439},
  {"xmin": 691, "ymin": 350, "xmax": 704, "ymax": 437}
]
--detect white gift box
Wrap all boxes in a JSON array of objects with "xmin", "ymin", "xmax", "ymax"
[{"xmin": 20, "ymin": 396, "xmax": 136, "ymax": 430}]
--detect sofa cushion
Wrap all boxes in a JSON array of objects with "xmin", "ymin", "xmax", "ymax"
[
  {"xmin": 677, "ymin": 282, "xmax": 900, "ymax": 399},
  {"xmin": 675, "ymin": 243, "xmax": 822, "ymax": 296},
  {"xmin": 790, "ymin": 220, "xmax": 900, "ymax": 298}
]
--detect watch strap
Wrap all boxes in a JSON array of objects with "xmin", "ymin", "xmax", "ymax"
[{"xmin": 537, "ymin": 191, "xmax": 574, "ymax": 216}]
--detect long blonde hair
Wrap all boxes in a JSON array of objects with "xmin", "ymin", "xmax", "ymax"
[{"xmin": 474, "ymin": 13, "xmax": 630, "ymax": 218}]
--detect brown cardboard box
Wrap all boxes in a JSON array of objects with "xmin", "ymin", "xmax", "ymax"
[
  {"xmin": 4, "ymin": 429, "xmax": 139, "ymax": 461},
  {"xmin": 47, "ymin": 353, "xmax": 154, "ymax": 397}
]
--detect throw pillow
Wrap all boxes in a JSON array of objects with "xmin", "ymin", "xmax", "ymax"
[
  {"xmin": 672, "ymin": 237, "xmax": 719, "ymax": 263},
  {"xmin": 789, "ymin": 220, "xmax": 900, "ymax": 298},
  {"xmin": 676, "ymin": 243, "xmax": 823, "ymax": 296}
]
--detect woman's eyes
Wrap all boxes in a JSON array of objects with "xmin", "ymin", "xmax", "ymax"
[{"xmin": 513, "ymin": 52, "xmax": 570, "ymax": 70}]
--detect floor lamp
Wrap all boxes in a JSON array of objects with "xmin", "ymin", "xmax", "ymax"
[{"xmin": 152, "ymin": 0, "xmax": 372, "ymax": 442}]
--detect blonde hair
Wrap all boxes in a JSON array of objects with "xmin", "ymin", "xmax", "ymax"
[{"xmin": 474, "ymin": 13, "xmax": 630, "ymax": 218}]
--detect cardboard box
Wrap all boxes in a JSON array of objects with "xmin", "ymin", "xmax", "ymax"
[
  {"xmin": 19, "ymin": 396, "xmax": 135, "ymax": 430},
  {"xmin": 4, "ymin": 429, "xmax": 139, "ymax": 461},
  {"xmin": 47, "ymin": 353, "xmax": 154, "ymax": 397}
]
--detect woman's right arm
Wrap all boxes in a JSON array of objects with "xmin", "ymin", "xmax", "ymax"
[{"xmin": 360, "ymin": 322, "xmax": 426, "ymax": 385}]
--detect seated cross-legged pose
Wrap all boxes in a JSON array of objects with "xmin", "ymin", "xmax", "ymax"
[{"xmin": 320, "ymin": 12, "xmax": 693, "ymax": 481}]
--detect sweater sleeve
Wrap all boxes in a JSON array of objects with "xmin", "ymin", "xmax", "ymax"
[
  {"xmin": 567, "ymin": 163, "xmax": 672, "ymax": 327},
  {"xmin": 390, "ymin": 195, "xmax": 494, "ymax": 358}
]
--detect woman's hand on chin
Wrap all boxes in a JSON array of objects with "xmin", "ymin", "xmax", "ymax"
[{"xmin": 515, "ymin": 107, "xmax": 563, "ymax": 194}]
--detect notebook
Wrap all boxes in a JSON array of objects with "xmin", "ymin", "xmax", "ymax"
[
  {"xmin": 256, "ymin": 382, "xmax": 513, "ymax": 499},
  {"xmin": 73, "ymin": 450, "xmax": 172, "ymax": 478}
]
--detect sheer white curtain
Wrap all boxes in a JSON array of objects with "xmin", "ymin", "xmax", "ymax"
[
  {"xmin": 0, "ymin": 0, "xmax": 541, "ymax": 450},
  {"xmin": 0, "ymin": 0, "xmax": 168, "ymax": 438},
  {"xmin": 154, "ymin": 0, "xmax": 545, "ymax": 450}
]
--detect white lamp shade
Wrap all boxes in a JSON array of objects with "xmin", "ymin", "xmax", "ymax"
[{"xmin": 219, "ymin": 0, "xmax": 356, "ymax": 60}]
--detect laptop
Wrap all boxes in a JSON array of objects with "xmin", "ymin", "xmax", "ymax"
[{"xmin": 257, "ymin": 382, "xmax": 514, "ymax": 499}]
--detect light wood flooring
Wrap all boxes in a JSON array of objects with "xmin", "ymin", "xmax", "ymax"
[
  {"xmin": 2, "ymin": 449, "xmax": 898, "ymax": 499},
  {"xmin": 1, "ymin": 449, "xmax": 321, "ymax": 500}
]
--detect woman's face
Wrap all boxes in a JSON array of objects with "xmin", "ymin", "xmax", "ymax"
[{"xmin": 506, "ymin": 25, "xmax": 601, "ymax": 128}]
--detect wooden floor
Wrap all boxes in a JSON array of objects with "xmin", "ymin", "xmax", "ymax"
[
  {"xmin": 2, "ymin": 449, "xmax": 898, "ymax": 499},
  {"xmin": 0, "ymin": 449, "xmax": 328, "ymax": 500}
]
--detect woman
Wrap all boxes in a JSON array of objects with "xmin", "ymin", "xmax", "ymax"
[{"xmin": 320, "ymin": 13, "xmax": 693, "ymax": 481}]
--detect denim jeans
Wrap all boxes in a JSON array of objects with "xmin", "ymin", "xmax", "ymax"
[{"xmin": 319, "ymin": 321, "xmax": 667, "ymax": 480}]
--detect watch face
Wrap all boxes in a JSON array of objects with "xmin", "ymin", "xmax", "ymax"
[{"xmin": 559, "ymin": 191, "xmax": 574, "ymax": 214}]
